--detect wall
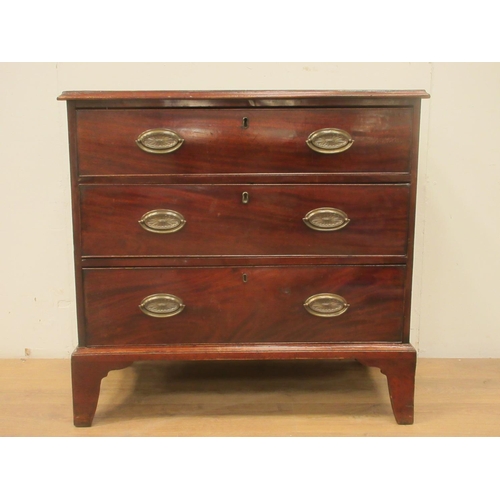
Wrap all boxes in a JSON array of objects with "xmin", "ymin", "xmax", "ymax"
[{"xmin": 0, "ymin": 62, "xmax": 498, "ymax": 358}]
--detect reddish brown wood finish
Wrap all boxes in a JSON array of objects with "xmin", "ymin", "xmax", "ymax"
[
  {"xmin": 71, "ymin": 354, "xmax": 132, "ymax": 427},
  {"xmin": 402, "ymin": 100, "xmax": 423, "ymax": 343},
  {"xmin": 81, "ymin": 256, "xmax": 407, "ymax": 268},
  {"xmin": 82, "ymin": 266, "xmax": 406, "ymax": 346},
  {"xmin": 80, "ymin": 184, "xmax": 410, "ymax": 257},
  {"xmin": 79, "ymin": 173, "xmax": 412, "ymax": 185},
  {"xmin": 61, "ymin": 90, "xmax": 428, "ymax": 426},
  {"xmin": 70, "ymin": 343, "xmax": 416, "ymax": 426},
  {"xmin": 76, "ymin": 108, "xmax": 413, "ymax": 175},
  {"xmin": 358, "ymin": 350, "xmax": 417, "ymax": 424},
  {"xmin": 58, "ymin": 90, "xmax": 431, "ymax": 101}
]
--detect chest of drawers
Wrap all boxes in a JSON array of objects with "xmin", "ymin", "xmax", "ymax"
[{"xmin": 58, "ymin": 90, "xmax": 429, "ymax": 426}]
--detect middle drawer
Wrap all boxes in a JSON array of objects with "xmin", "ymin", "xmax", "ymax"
[{"xmin": 80, "ymin": 184, "xmax": 410, "ymax": 257}]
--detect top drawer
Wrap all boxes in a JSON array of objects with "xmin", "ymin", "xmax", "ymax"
[{"xmin": 76, "ymin": 108, "xmax": 413, "ymax": 176}]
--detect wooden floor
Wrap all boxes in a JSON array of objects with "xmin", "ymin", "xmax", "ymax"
[{"xmin": 1, "ymin": 358, "xmax": 499, "ymax": 436}]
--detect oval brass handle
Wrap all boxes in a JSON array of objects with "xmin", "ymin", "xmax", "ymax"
[
  {"xmin": 304, "ymin": 293, "xmax": 350, "ymax": 317},
  {"xmin": 303, "ymin": 207, "xmax": 350, "ymax": 231},
  {"xmin": 306, "ymin": 128, "xmax": 354, "ymax": 154},
  {"xmin": 138, "ymin": 209, "xmax": 186, "ymax": 234},
  {"xmin": 136, "ymin": 128, "xmax": 184, "ymax": 154},
  {"xmin": 139, "ymin": 293, "xmax": 185, "ymax": 318}
]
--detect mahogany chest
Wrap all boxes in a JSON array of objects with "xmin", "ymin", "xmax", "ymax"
[{"xmin": 58, "ymin": 90, "xmax": 429, "ymax": 426}]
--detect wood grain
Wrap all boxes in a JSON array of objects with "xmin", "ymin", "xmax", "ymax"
[
  {"xmin": 82, "ymin": 266, "xmax": 406, "ymax": 346},
  {"xmin": 1, "ymin": 358, "xmax": 497, "ymax": 436},
  {"xmin": 58, "ymin": 89, "xmax": 431, "ymax": 100},
  {"xmin": 60, "ymin": 90, "xmax": 428, "ymax": 426},
  {"xmin": 69, "ymin": 344, "xmax": 415, "ymax": 426},
  {"xmin": 80, "ymin": 184, "xmax": 410, "ymax": 257},
  {"xmin": 76, "ymin": 108, "xmax": 413, "ymax": 175}
]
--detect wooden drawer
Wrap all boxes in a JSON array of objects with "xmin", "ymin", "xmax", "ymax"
[
  {"xmin": 76, "ymin": 107, "xmax": 413, "ymax": 175},
  {"xmin": 80, "ymin": 184, "xmax": 410, "ymax": 257},
  {"xmin": 83, "ymin": 266, "xmax": 406, "ymax": 346}
]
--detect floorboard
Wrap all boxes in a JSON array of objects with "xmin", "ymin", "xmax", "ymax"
[{"xmin": 1, "ymin": 358, "xmax": 499, "ymax": 436}]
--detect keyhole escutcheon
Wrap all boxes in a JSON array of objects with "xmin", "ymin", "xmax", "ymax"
[
  {"xmin": 242, "ymin": 117, "xmax": 249, "ymax": 128},
  {"xmin": 242, "ymin": 192, "xmax": 249, "ymax": 204}
]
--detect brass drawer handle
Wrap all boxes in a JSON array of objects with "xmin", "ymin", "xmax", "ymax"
[
  {"xmin": 304, "ymin": 293, "xmax": 350, "ymax": 317},
  {"xmin": 139, "ymin": 293, "xmax": 185, "ymax": 318},
  {"xmin": 138, "ymin": 209, "xmax": 186, "ymax": 234},
  {"xmin": 136, "ymin": 128, "xmax": 184, "ymax": 154},
  {"xmin": 303, "ymin": 207, "xmax": 350, "ymax": 231},
  {"xmin": 306, "ymin": 128, "xmax": 353, "ymax": 154}
]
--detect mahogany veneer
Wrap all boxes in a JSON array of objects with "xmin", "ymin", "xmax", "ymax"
[
  {"xmin": 83, "ymin": 266, "xmax": 406, "ymax": 346},
  {"xmin": 76, "ymin": 107, "xmax": 413, "ymax": 175},
  {"xmin": 80, "ymin": 184, "xmax": 410, "ymax": 257},
  {"xmin": 59, "ymin": 90, "xmax": 429, "ymax": 426}
]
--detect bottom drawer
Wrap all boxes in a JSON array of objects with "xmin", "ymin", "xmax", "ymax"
[{"xmin": 82, "ymin": 266, "xmax": 406, "ymax": 346}]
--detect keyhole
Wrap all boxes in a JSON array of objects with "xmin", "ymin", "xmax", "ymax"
[
  {"xmin": 242, "ymin": 117, "xmax": 249, "ymax": 129},
  {"xmin": 242, "ymin": 273, "xmax": 248, "ymax": 283},
  {"xmin": 242, "ymin": 192, "xmax": 249, "ymax": 204}
]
